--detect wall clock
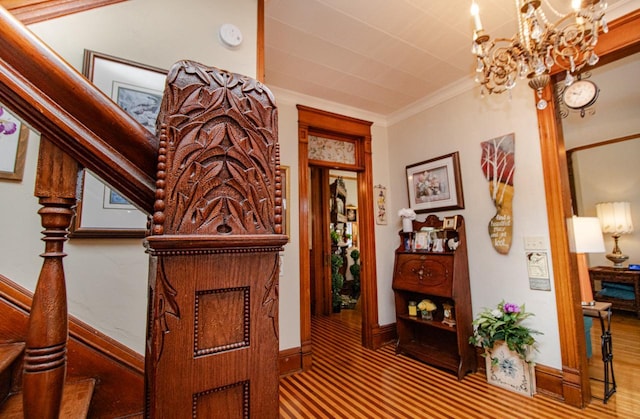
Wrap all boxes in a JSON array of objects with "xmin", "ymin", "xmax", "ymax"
[{"xmin": 562, "ymin": 79, "xmax": 599, "ymax": 117}]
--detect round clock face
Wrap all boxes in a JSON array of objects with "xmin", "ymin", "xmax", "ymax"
[{"xmin": 563, "ymin": 80, "xmax": 599, "ymax": 109}]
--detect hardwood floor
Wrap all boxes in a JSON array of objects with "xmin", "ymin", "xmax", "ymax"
[{"xmin": 280, "ymin": 309, "xmax": 640, "ymax": 418}]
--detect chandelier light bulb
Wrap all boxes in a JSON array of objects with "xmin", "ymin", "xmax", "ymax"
[{"xmin": 571, "ymin": 0, "xmax": 581, "ymax": 11}]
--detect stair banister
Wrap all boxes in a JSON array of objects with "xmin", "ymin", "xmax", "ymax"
[{"xmin": 0, "ymin": 5, "xmax": 155, "ymax": 212}]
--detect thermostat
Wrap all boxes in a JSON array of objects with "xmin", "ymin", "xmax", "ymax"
[{"xmin": 219, "ymin": 23, "xmax": 243, "ymax": 48}]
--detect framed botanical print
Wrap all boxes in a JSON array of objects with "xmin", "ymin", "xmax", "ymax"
[
  {"xmin": 71, "ymin": 50, "xmax": 166, "ymax": 238},
  {"xmin": 406, "ymin": 152, "xmax": 464, "ymax": 213}
]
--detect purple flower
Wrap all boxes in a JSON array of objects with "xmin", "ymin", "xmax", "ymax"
[
  {"xmin": 0, "ymin": 121, "xmax": 17, "ymax": 135},
  {"xmin": 503, "ymin": 302, "xmax": 520, "ymax": 314}
]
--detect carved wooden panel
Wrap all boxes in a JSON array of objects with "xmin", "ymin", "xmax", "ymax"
[
  {"xmin": 152, "ymin": 61, "xmax": 281, "ymax": 236},
  {"xmin": 145, "ymin": 61, "xmax": 285, "ymax": 418}
]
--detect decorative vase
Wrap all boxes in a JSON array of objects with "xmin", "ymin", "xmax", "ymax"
[
  {"xmin": 485, "ymin": 341, "xmax": 536, "ymax": 397},
  {"xmin": 402, "ymin": 217, "xmax": 413, "ymax": 233},
  {"xmin": 420, "ymin": 310, "xmax": 433, "ymax": 320}
]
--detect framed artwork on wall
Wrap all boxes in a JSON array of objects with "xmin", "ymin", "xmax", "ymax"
[
  {"xmin": 406, "ymin": 151, "xmax": 465, "ymax": 213},
  {"xmin": 70, "ymin": 50, "xmax": 167, "ymax": 238},
  {"xmin": 0, "ymin": 106, "xmax": 29, "ymax": 181}
]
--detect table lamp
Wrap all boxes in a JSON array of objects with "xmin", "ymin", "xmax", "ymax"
[
  {"xmin": 596, "ymin": 202, "xmax": 634, "ymax": 268},
  {"xmin": 568, "ymin": 216, "xmax": 605, "ymax": 306}
]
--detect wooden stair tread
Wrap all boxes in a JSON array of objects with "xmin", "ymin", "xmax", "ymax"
[
  {"xmin": 0, "ymin": 378, "xmax": 96, "ymax": 418},
  {"xmin": 0, "ymin": 343, "xmax": 25, "ymax": 373}
]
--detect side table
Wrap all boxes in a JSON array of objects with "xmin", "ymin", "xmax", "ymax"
[{"xmin": 582, "ymin": 301, "xmax": 616, "ymax": 403}]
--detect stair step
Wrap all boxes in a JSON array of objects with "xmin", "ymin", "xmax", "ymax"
[
  {"xmin": 0, "ymin": 378, "xmax": 96, "ymax": 418},
  {"xmin": 0, "ymin": 342, "xmax": 25, "ymax": 374},
  {"xmin": 0, "ymin": 343, "xmax": 25, "ymax": 403}
]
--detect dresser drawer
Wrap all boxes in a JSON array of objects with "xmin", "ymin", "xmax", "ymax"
[{"xmin": 392, "ymin": 253, "xmax": 453, "ymax": 297}]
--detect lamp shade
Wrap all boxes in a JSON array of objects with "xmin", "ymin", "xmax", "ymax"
[
  {"xmin": 567, "ymin": 216, "xmax": 605, "ymax": 254},
  {"xmin": 596, "ymin": 202, "xmax": 634, "ymax": 234}
]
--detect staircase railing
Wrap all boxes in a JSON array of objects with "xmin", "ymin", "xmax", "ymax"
[
  {"xmin": 0, "ymin": 6, "xmax": 156, "ymax": 417},
  {"xmin": 1, "ymin": 5, "xmax": 285, "ymax": 417}
]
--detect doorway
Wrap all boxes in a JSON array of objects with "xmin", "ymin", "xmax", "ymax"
[
  {"xmin": 297, "ymin": 105, "xmax": 378, "ymax": 371},
  {"xmin": 536, "ymin": 10, "xmax": 640, "ymax": 407},
  {"xmin": 308, "ymin": 168, "xmax": 362, "ymax": 317}
]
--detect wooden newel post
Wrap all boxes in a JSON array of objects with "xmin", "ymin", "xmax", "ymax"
[
  {"xmin": 144, "ymin": 61, "xmax": 287, "ymax": 418},
  {"xmin": 24, "ymin": 138, "xmax": 78, "ymax": 418}
]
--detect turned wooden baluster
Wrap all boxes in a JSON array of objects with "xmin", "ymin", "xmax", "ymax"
[{"xmin": 23, "ymin": 138, "xmax": 78, "ymax": 419}]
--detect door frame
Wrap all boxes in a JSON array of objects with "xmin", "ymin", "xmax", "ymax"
[
  {"xmin": 297, "ymin": 105, "xmax": 378, "ymax": 370},
  {"xmin": 537, "ymin": 9, "xmax": 640, "ymax": 407}
]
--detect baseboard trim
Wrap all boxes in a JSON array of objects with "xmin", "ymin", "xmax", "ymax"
[
  {"xmin": 535, "ymin": 363, "xmax": 564, "ymax": 401},
  {"xmin": 279, "ymin": 346, "xmax": 302, "ymax": 376},
  {"xmin": 371, "ymin": 323, "xmax": 397, "ymax": 349}
]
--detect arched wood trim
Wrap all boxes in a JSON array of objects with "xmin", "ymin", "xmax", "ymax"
[
  {"xmin": 538, "ymin": 9, "xmax": 640, "ymax": 407},
  {"xmin": 297, "ymin": 105, "xmax": 378, "ymax": 370}
]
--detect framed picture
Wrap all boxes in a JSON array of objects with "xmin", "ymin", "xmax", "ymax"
[
  {"xmin": 406, "ymin": 151, "xmax": 464, "ymax": 213},
  {"xmin": 414, "ymin": 231, "xmax": 430, "ymax": 251},
  {"xmin": 71, "ymin": 50, "xmax": 167, "ymax": 238},
  {"xmin": 443, "ymin": 215, "xmax": 459, "ymax": 230},
  {"xmin": 346, "ymin": 206, "xmax": 357, "ymax": 222},
  {"xmin": 0, "ymin": 106, "xmax": 29, "ymax": 181}
]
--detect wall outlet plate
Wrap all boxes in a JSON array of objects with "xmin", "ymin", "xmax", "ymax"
[{"xmin": 523, "ymin": 236, "xmax": 546, "ymax": 251}]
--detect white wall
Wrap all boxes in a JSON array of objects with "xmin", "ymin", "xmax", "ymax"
[
  {"xmin": 386, "ymin": 84, "xmax": 562, "ymax": 368},
  {"xmin": 0, "ymin": 0, "xmax": 258, "ymax": 354}
]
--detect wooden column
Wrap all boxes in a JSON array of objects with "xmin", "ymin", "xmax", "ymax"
[
  {"xmin": 145, "ymin": 61, "xmax": 287, "ymax": 418},
  {"xmin": 24, "ymin": 137, "xmax": 78, "ymax": 418}
]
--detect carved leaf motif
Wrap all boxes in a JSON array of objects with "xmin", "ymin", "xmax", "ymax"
[
  {"xmin": 153, "ymin": 259, "xmax": 180, "ymax": 364},
  {"xmin": 156, "ymin": 61, "xmax": 279, "ymax": 235}
]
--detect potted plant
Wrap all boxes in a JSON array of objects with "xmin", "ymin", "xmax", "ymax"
[
  {"xmin": 330, "ymin": 254, "xmax": 344, "ymax": 313},
  {"xmin": 349, "ymin": 249, "xmax": 361, "ymax": 299},
  {"xmin": 469, "ymin": 300, "xmax": 541, "ymax": 396}
]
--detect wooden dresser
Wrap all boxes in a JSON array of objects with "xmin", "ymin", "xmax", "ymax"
[
  {"xmin": 589, "ymin": 266, "xmax": 640, "ymax": 318},
  {"xmin": 392, "ymin": 214, "xmax": 476, "ymax": 380}
]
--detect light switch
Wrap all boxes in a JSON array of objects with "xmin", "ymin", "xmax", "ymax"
[{"xmin": 524, "ymin": 236, "xmax": 546, "ymax": 250}]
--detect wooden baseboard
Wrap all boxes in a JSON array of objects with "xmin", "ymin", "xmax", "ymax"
[
  {"xmin": 534, "ymin": 363, "xmax": 564, "ymax": 401},
  {"xmin": 279, "ymin": 346, "xmax": 302, "ymax": 376},
  {"xmin": 0, "ymin": 274, "xmax": 144, "ymax": 417},
  {"xmin": 371, "ymin": 323, "xmax": 397, "ymax": 349}
]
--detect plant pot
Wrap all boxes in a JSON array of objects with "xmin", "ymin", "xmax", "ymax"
[
  {"xmin": 485, "ymin": 341, "xmax": 536, "ymax": 397},
  {"xmin": 332, "ymin": 304, "xmax": 341, "ymax": 313},
  {"xmin": 420, "ymin": 310, "xmax": 433, "ymax": 320}
]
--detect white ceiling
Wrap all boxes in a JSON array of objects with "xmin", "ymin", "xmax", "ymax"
[{"xmin": 264, "ymin": 0, "xmax": 630, "ymax": 117}]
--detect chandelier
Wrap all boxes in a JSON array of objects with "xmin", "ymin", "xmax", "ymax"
[{"xmin": 470, "ymin": 0, "xmax": 608, "ymax": 109}]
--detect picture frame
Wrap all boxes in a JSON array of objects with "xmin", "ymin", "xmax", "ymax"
[
  {"xmin": 443, "ymin": 215, "xmax": 459, "ymax": 230},
  {"xmin": 414, "ymin": 231, "xmax": 430, "ymax": 251},
  {"xmin": 70, "ymin": 50, "xmax": 167, "ymax": 238},
  {"xmin": 406, "ymin": 151, "xmax": 464, "ymax": 213},
  {"xmin": 0, "ymin": 106, "xmax": 29, "ymax": 181},
  {"xmin": 346, "ymin": 206, "xmax": 357, "ymax": 222}
]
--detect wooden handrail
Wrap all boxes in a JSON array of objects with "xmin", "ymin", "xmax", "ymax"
[{"xmin": 0, "ymin": 6, "xmax": 156, "ymax": 212}]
